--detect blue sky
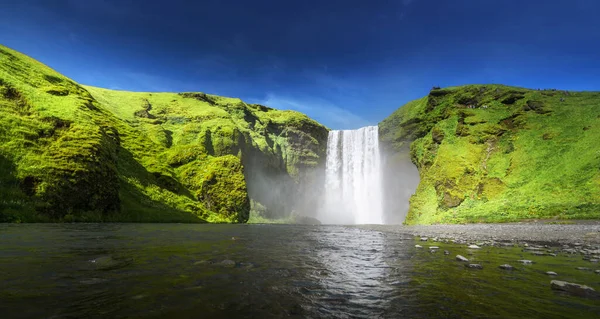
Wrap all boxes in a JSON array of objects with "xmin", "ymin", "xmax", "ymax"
[{"xmin": 1, "ymin": 0, "xmax": 599, "ymax": 129}]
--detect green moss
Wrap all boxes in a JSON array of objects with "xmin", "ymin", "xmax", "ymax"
[
  {"xmin": 381, "ymin": 85, "xmax": 600, "ymax": 224},
  {"xmin": 0, "ymin": 44, "xmax": 328, "ymax": 223}
]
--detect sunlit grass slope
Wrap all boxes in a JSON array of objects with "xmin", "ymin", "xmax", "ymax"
[
  {"xmin": 380, "ymin": 85, "xmax": 600, "ymax": 224},
  {"xmin": 0, "ymin": 44, "xmax": 328, "ymax": 223}
]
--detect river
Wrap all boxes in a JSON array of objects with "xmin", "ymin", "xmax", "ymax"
[{"xmin": 1, "ymin": 224, "xmax": 598, "ymax": 318}]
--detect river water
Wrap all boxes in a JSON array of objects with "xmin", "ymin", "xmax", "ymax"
[{"xmin": 1, "ymin": 224, "xmax": 599, "ymax": 318}]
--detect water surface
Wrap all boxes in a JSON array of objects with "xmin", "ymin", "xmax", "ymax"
[{"xmin": 0, "ymin": 224, "xmax": 598, "ymax": 318}]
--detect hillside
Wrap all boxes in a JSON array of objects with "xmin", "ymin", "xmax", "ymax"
[
  {"xmin": 0, "ymin": 45, "xmax": 328, "ymax": 223},
  {"xmin": 380, "ymin": 84, "xmax": 600, "ymax": 224}
]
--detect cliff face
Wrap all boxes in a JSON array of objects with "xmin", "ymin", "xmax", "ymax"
[
  {"xmin": 0, "ymin": 45, "xmax": 328, "ymax": 223},
  {"xmin": 380, "ymin": 85, "xmax": 600, "ymax": 224}
]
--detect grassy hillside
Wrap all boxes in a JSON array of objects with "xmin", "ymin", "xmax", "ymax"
[
  {"xmin": 380, "ymin": 84, "xmax": 600, "ymax": 224},
  {"xmin": 0, "ymin": 44, "xmax": 328, "ymax": 223}
]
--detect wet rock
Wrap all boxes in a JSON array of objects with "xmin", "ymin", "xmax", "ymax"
[
  {"xmin": 456, "ymin": 255, "xmax": 469, "ymax": 262},
  {"xmin": 468, "ymin": 245, "xmax": 481, "ymax": 249},
  {"xmin": 415, "ymin": 244, "xmax": 423, "ymax": 248},
  {"xmin": 532, "ymin": 252, "xmax": 546, "ymax": 256},
  {"xmin": 546, "ymin": 271, "xmax": 558, "ymax": 276},
  {"xmin": 518, "ymin": 260, "xmax": 533, "ymax": 264},
  {"xmin": 576, "ymin": 267, "xmax": 591, "ymax": 271},
  {"xmin": 590, "ymin": 259, "xmax": 599, "ymax": 263},
  {"xmin": 499, "ymin": 264, "xmax": 514, "ymax": 270},
  {"xmin": 524, "ymin": 247, "xmax": 543, "ymax": 251},
  {"xmin": 551, "ymin": 280, "xmax": 599, "ymax": 298},
  {"xmin": 548, "ymin": 253, "xmax": 557, "ymax": 257},
  {"xmin": 466, "ymin": 264, "xmax": 483, "ymax": 269},
  {"xmin": 574, "ymin": 243, "xmax": 582, "ymax": 247},
  {"xmin": 563, "ymin": 248, "xmax": 577, "ymax": 254}
]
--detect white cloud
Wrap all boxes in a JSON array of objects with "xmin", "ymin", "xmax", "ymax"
[{"xmin": 251, "ymin": 94, "xmax": 371, "ymax": 130}]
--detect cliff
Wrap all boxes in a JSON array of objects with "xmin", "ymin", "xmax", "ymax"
[
  {"xmin": 0, "ymin": 45, "xmax": 328, "ymax": 223},
  {"xmin": 380, "ymin": 84, "xmax": 600, "ymax": 224}
]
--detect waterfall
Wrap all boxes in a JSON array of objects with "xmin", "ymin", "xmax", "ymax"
[{"xmin": 320, "ymin": 126, "xmax": 384, "ymax": 224}]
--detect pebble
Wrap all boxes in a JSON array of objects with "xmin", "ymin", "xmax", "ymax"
[
  {"xmin": 420, "ymin": 237, "xmax": 428, "ymax": 241},
  {"xmin": 468, "ymin": 245, "xmax": 481, "ymax": 249},
  {"xmin": 444, "ymin": 250, "xmax": 450, "ymax": 255},
  {"xmin": 589, "ymin": 259, "xmax": 599, "ymax": 263},
  {"xmin": 546, "ymin": 271, "xmax": 558, "ymax": 276},
  {"xmin": 576, "ymin": 267, "xmax": 591, "ymax": 271},
  {"xmin": 518, "ymin": 260, "xmax": 534, "ymax": 264},
  {"xmin": 456, "ymin": 255, "xmax": 469, "ymax": 262},
  {"xmin": 499, "ymin": 264, "xmax": 514, "ymax": 270},
  {"xmin": 429, "ymin": 246, "xmax": 440, "ymax": 250},
  {"xmin": 551, "ymin": 280, "xmax": 598, "ymax": 297},
  {"xmin": 595, "ymin": 270, "xmax": 600, "ymax": 274},
  {"xmin": 466, "ymin": 264, "xmax": 483, "ymax": 269},
  {"xmin": 415, "ymin": 245, "xmax": 423, "ymax": 248}
]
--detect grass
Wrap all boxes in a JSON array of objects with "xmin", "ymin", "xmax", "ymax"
[
  {"xmin": 0, "ymin": 44, "xmax": 328, "ymax": 223},
  {"xmin": 380, "ymin": 84, "xmax": 600, "ymax": 224}
]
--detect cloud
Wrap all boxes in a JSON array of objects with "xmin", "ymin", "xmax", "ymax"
[{"xmin": 250, "ymin": 94, "xmax": 371, "ymax": 130}]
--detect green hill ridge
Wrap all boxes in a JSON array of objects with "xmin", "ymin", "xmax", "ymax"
[
  {"xmin": 2, "ymin": 44, "xmax": 599, "ymax": 224},
  {"xmin": 380, "ymin": 84, "xmax": 600, "ymax": 224},
  {"xmin": 0, "ymin": 44, "xmax": 328, "ymax": 223}
]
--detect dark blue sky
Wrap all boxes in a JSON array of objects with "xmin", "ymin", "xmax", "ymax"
[{"xmin": 1, "ymin": 0, "xmax": 599, "ymax": 129}]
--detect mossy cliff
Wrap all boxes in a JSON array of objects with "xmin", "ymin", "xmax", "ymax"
[
  {"xmin": 380, "ymin": 85, "xmax": 600, "ymax": 224},
  {"xmin": 0, "ymin": 45, "xmax": 328, "ymax": 223}
]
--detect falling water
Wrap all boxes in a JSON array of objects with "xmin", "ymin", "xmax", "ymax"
[{"xmin": 321, "ymin": 126, "xmax": 384, "ymax": 224}]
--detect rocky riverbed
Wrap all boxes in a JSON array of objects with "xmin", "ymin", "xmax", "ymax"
[{"xmin": 367, "ymin": 221, "xmax": 600, "ymax": 245}]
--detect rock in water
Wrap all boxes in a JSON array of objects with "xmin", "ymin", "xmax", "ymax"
[
  {"xmin": 220, "ymin": 260, "xmax": 236, "ymax": 268},
  {"xmin": 466, "ymin": 264, "xmax": 483, "ymax": 269},
  {"xmin": 499, "ymin": 264, "xmax": 514, "ymax": 270},
  {"xmin": 550, "ymin": 280, "xmax": 599, "ymax": 298},
  {"xmin": 456, "ymin": 255, "xmax": 469, "ymax": 262}
]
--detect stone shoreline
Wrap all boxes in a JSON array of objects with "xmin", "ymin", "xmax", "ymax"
[{"xmin": 365, "ymin": 221, "xmax": 600, "ymax": 245}]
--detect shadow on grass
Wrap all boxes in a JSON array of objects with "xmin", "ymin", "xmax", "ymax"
[{"xmin": 115, "ymin": 147, "xmax": 207, "ymax": 223}]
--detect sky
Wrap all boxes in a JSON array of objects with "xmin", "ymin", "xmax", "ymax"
[{"xmin": 1, "ymin": 0, "xmax": 599, "ymax": 129}]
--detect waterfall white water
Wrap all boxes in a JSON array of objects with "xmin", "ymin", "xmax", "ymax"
[{"xmin": 320, "ymin": 126, "xmax": 384, "ymax": 224}]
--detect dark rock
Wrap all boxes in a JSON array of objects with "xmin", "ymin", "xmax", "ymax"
[
  {"xmin": 221, "ymin": 260, "xmax": 236, "ymax": 268},
  {"xmin": 551, "ymin": 280, "xmax": 599, "ymax": 298},
  {"xmin": 466, "ymin": 264, "xmax": 483, "ymax": 269}
]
